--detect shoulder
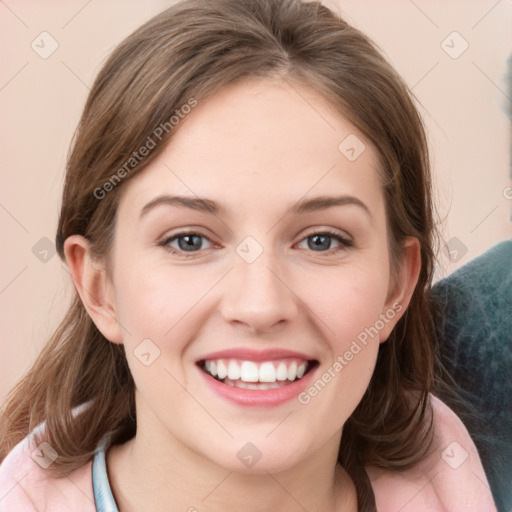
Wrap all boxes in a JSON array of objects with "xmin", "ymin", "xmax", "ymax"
[
  {"xmin": 0, "ymin": 429, "xmax": 95, "ymax": 511},
  {"xmin": 366, "ymin": 394, "xmax": 497, "ymax": 512}
]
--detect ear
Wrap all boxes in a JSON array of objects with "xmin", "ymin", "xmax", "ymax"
[
  {"xmin": 63, "ymin": 235, "xmax": 123, "ymax": 344},
  {"xmin": 379, "ymin": 237, "xmax": 421, "ymax": 343}
]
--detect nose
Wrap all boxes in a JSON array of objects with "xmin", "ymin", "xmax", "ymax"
[{"xmin": 220, "ymin": 249, "xmax": 299, "ymax": 335}]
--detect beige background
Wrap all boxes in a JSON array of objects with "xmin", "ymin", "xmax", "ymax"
[{"xmin": 1, "ymin": 0, "xmax": 511, "ymax": 403}]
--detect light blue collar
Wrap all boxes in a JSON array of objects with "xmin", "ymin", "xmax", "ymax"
[{"xmin": 92, "ymin": 436, "xmax": 120, "ymax": 512}]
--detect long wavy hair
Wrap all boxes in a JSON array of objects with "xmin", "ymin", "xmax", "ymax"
[{"xmin": 0, "ymin": 1, "xmax": 441, "ymax": 510}]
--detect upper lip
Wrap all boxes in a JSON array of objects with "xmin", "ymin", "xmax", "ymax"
[{"xmin": 197, "ymin": 348, "xmax": 317, "ymax": 363}]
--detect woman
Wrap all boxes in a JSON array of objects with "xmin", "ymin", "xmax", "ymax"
[{"xmin": 0, "ymin": 0, "xmax": 496, "ymax": 510}]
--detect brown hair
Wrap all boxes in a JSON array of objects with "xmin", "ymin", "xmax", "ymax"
[{"xmin": 0, "ymin": 1, "xmax": 440, "ymax": 509}]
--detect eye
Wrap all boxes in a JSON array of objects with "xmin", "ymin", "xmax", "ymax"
[
  {"xmin": 161, "ymin": 232, "xmax": 214, "ymax": 257},
  {"xmin": 160, "ymin": 229, "xmax": 353, "ymax": 258},
  {"xmin": 296, "ymin": 230, "xmax": 353, "ymax": 254}
]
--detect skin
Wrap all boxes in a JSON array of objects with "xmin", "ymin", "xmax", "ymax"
[{"xmin": 65, "ymin": 77, "xmax": 420, "ymax": 512}]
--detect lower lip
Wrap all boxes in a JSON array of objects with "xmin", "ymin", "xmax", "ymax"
[{"xmin": 197, "ymin": 364, "xmax": 317, "ymax": 407}]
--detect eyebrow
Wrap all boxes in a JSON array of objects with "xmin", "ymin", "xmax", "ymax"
[{"xmin": 140, "ymin": 194, "xmax": 373, "ymax": 222}]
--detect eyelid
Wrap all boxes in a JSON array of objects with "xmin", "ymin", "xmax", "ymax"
[{"xmin": 299, "ymin": 227, "xmax": 353, "ymax": 243}]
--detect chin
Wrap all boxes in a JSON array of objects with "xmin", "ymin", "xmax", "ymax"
[{"xmin": 203, "ymin": 438, "xmax": 310, "ymax": 475}]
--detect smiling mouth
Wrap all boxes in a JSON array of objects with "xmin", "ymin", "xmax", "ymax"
[{"xmin": 197, "ymin": 358, "xmax": 319, "ymax": 390}]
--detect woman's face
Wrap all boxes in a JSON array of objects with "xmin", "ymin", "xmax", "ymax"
[{"xmin": 105, "ymin": 77, "xmax": 409, "ymax": 473}]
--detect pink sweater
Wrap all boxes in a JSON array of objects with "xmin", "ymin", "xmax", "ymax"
[{"xmin": 0, "ymin": 396, "xmax": 497, "ymax": 511}]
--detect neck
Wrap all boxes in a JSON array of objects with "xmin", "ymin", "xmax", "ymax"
[{"xmin": 107, "ymin": 400, "xmax": 358, "ymax": 512}]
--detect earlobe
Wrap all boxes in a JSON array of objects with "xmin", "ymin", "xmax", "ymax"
[
  {"xmin": 379, "ymin": 237, "xmax": 421, "ymax": 343},
  {"xmin": 63, "ymin": 235, "xmax": 123, "ymax": 344}
]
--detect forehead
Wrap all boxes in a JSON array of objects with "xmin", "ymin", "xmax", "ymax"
[{"xmin": 118, "ymin": 77, "xmax": 383, "ymax": 219}]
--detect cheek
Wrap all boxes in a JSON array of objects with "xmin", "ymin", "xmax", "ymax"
[
  {"xmin": 318, "ymin": 266, "xmax": 391, "ymax": 413},
  {"xmin": 112, "ymin": 265, "xmax": 213, "ymax": 403},
  {"xmin": 297, "ymin": 264, "xmax": 390, "ymax": 348},
  {"xmin": 296, "ymin": 270, "xmax": 387, "ymax": 427},
  {"xmin": 114, "ymin": 263, "xmax": 212, "ymax": 349}
]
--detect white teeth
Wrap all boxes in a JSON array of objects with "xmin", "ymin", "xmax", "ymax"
[
  {"xmin": 223, "ymin": 378, "xmax": 287, "ymax": 390},
  {"xmin": 202, "ymin": 358, "xmax": 311, "ymax": 384},
  {"xmin": 216, "ymin": 360, "xmax": 228, "ymax": 379},
  {"xmin": 240, "ymin": 361, "xmax": 259, "ymax": 382},
  {"xmin": 276, "ymin": 362, "xmax": 288, "ymax": 381},
  {"xmin": 227, "ymin": 360, "xmax": 241, "ymax": 380},
  {"xmin": 259, "ymin": 362, "xmax": 276, "ymax": 382},
  {"xmin": 287, "ymin": 361, "xmax": 297, "ymax": 381},
  {"xmin": 204, "ymin": 360, "xmax": 217, "ymax": 377}
]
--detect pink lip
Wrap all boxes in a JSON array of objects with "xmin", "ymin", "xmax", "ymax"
[
  {"xmin": 197, "ymin": 347, "xmax": 315, "ymax": 363},
  {"xmin": 196, "ymin": 360, "xmax": 319, "ymax": 408}
]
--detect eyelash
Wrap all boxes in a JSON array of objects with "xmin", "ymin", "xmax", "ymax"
[{"xmin": 159, "ymin": 229, "xmax": 354, "ymax": 258}]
